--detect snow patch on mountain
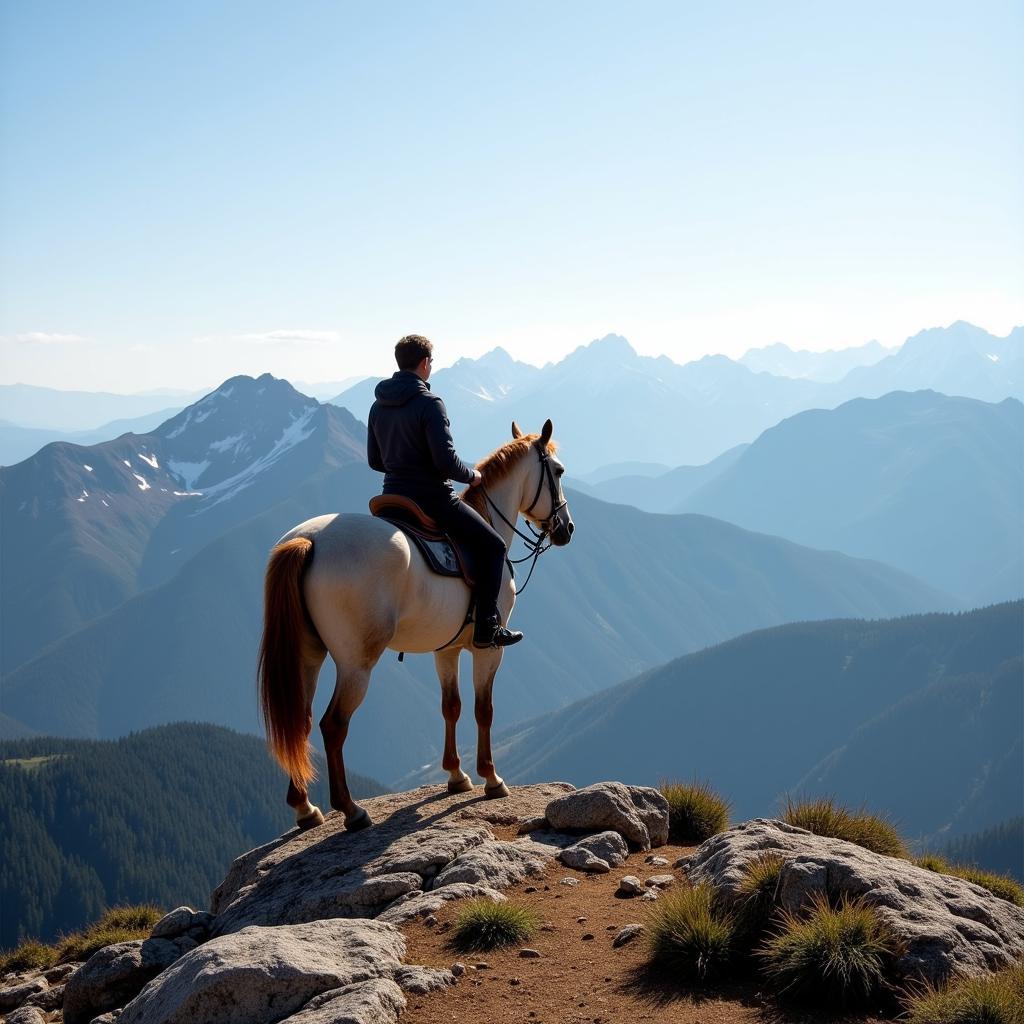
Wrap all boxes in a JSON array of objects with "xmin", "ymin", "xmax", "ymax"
[
  {"xmin": 208, "ymin": 433, "xmax": 246, "ymax": 454},
  {"xmin": 133, "ymin": 473, "xmax": 151, "ymax": 491},
  {"xmin": 165, "ymin": 413, "xmax": 192, "ymax": 439},
  {"xmin": 193, "ymin": 406, "xmax": 318, "ymax": 512},
  {"xmin": 167, "ymin": 459, "xmax": 211, "ymax": 489},
  {"xmin": 138, "ymin": 452, "xmax": 159, "ymax": 469}
]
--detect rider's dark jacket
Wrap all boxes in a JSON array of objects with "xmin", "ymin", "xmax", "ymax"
[{"xmin": 367, "ymin": 371, "xmax": 475, "ymax": 492}]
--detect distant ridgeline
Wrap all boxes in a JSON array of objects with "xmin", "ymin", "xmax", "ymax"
[
  {"xmin": 0, "ymin": 722, "xmax": 388, "ymax": 949},
  {"xmin": 494, "ymin": 601, "xmax": 1023, "ymax": 849}
]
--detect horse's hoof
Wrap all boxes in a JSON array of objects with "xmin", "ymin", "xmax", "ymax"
[
  {"xmin": 447, "ymin": 775, "xmax": 474, "ymax": 794},
  {"xmin": 484, "ymin": 780, "xmax": 510, "ymax": 799},
  {"xmin": 345, "ymin": 807, "xmax": 372, "ymax": 832},
  {"xmin": 296, "ymin": 805, "xmax": 325, "ymax": 830}
]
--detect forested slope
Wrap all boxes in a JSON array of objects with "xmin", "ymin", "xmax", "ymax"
[{"xmin": 0, "ymin": 723, "xmax": 387, "ymax": 948}]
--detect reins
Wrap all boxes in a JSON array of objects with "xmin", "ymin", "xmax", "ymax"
[{"xmin": 478, "ymin": 443, "xmax": 566, "ymax": 597}]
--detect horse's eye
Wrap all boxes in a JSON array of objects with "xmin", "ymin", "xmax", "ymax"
[{"xmin": 555, "ymin": 467, "xmax": 564, "ymax": 477}]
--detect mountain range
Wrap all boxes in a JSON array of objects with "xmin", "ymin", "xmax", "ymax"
[
  {"xmin": 738, "ymin": 339, "xmax": 893, "ymax": 380},
  {"xmin": 0, "ymin": 373, "xmax": 958, "ymax": 784},
  {"xmin": 587, "ymin": 390, "xmax": 1023, "ymax": 605},
  {"xmin": 0, "ymin": 375, "xmax": 365, "ymax": 674},
  {"xmin": 489, "ymin": 601, "xmax": 1023, "ymax": 846},
  {"xmin": 331, "ymin": 321, "xmax": 1022, "ymax": 471}
]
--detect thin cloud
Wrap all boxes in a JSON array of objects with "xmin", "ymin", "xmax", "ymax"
[
  {"xmin": 8, "ymin": 331, "xmax": 89, "ymax": 345},
  {"xmin": 192, "ymin": 329, "xmax": 339, "ymax": 348}
]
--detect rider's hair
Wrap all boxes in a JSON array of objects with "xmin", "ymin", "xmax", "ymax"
[{"xmin": 395, "ymin": 334, "xmax": 433, "ymax": 370}]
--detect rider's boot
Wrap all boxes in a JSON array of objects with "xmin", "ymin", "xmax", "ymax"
[{"xmin": 473, "ymin": 612, "xmax": 523, "ymax": 649}]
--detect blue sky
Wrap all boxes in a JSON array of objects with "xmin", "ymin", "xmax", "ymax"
[{"xmin": 1, "ymin": 0, "xmax": 1021, "ymax": 391}]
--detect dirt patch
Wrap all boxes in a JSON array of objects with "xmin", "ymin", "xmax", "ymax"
[{"xmin": 398, "ymin": 842, "xmax": 900, "ymax": 1024}]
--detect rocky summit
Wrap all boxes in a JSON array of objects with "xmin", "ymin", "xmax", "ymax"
[{"xmin": 2, "ymin": 782, "xmax": 1023, "ymax": 1024}]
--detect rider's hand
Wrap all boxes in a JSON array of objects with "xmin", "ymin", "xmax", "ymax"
[{"xmin": 471, "ymin": 470, "xmax": 483, "ymax": 486}]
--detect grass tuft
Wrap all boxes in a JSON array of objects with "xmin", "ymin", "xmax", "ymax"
[
  {"xmin": 734, "ymin": 853, "xmax": 786, "ymax": 940},
  {"xmin": 915, "ymin": 854, "xmax": 953, "ymax": 873},
  {"xmin": 451, "ymin": 900, "xmax": 537, "ymax": 952},
  {"xmin": 56, "ymin": 904, "xmax": 163, "ymax": 963},
  {"xmin": 783, "ymin": 796, "xmax": 909, "ymax": 858},
  {"xmin": 660, "ymin": 780, "xmax": 731, "ymax": 843},
  {"xmin": 947, "ymin": 867, "xmax": 1024, "ymax": 908},
  {"xmin": 914, "ymin": 857, "xmax": 1024, "ymax": 907},
  {"xmin": 758, "ymin": 893, "xmax": 904, "ymax": 1005},
  {"xmin": 646, "ymin": 883, "xmax": 735, "ymax": 982},
  {"xmin": 903, "ymin": 960, "xmax": 1024, "ymax": 1024},
  {"xmin": 0, "ymin": 938, "xmax": 59, "ymax": 976}
]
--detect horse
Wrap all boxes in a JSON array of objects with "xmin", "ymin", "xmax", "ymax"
[{"xmin": 257, "ymin": 419, "xmax": 575, "ymax": 831}]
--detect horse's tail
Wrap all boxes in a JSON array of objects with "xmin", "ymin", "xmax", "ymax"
[{"xmin": 258, "ymin": 536, "xmax": 317, "ymax": 789}]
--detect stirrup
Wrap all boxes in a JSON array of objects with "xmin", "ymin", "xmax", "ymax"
[{"xmin": 473, "ymin": 622, "xmax": 524, "ymax": 649}]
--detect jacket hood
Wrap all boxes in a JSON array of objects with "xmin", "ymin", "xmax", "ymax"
[{"xmin": 374, "ymin": 370, "xmax": 430, "ymax": 406}]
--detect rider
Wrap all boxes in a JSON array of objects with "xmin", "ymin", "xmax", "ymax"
[{"xmin": 367, "ymin": 334, "xmax": 524, "ymax": 649}]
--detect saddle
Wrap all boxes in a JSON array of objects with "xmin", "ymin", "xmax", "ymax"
[{"xmin": 369, "ymin": 495, "xmax": 475, "ymax": 586}]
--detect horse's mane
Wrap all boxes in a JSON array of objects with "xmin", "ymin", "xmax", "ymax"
[{"xmin": 462, "ymin": 434, "xmax": 558, "ymax": 516}]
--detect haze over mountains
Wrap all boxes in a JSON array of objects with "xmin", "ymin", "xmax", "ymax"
[
  {"xmin": 592, "ymin": 391, "xmax": 1023, "ymax": 605},
  {"xmin": 331, "ymin": 321, "xmax": 1022, "ymax": 470},
  {"xmin": 1, "ymin": 416, "xmax": 947, "ymax": 783},
  {"xmin": 490, "ymin": 602, "xmax": 1023, "ymax": 847},
  {"xmin": 0, "ymin": 318, "xmax": 1019, "ymax": 826}
]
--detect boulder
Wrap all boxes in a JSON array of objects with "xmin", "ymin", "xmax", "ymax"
[
  {"xmin": 63, "ymin": 936, "xmax": 192, "ymax": 1024},
  {"xmin": 377, "ymin": 883, "xmax": 507, "ymax": 925},
  {"xmin": 683, "ymin": 818, "xmax": 1024, "ymax": 984},
  {"xmin": 151, "ymin": 907, "xmax": 215, "ymax": 941},
  {"xmin": 117, "ymin": 919, "xmax": 406, "ymax": 1024},
  {"xmin": 280, "ymin": 979, "xmax": 405, "ymax": 1023},
  {"xmin": 0, "ymin": 978, "xmax": 47, "ymax": 1012},
  {"xmin": 545, "ymin": 782, "xmax": 669, "ymax": 850},
  {"xmin": 4, "ymin": 1006, "xmax": 46, "ymax": 1024},
  {"xmin": 559, "ymin": 831, "xmax": 629, "ymax": 873},
  {"xmin": 431, "ymin": 840, "xmax": 550, "ymax": 889}
]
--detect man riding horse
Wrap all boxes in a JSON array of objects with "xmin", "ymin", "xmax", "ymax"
[{"xmin": 367, "ymin": 334, "xmax": 523, "ymax": 650}]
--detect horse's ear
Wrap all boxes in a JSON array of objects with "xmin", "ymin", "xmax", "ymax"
[
  {"xmin": 539, "ymin": 419, "xmax": 553, "ymax": 445},
  {"xmin": 511, "ymin": 421, "xmax": 523, "ymax": 439}
]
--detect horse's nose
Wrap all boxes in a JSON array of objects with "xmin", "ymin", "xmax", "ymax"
[{"xmin": 567, "ymin": 520, "xmax": 574, "ymax": 536}]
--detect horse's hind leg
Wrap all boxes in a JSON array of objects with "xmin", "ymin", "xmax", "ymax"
[
  {"xmin": 472, "ymin": 647, "xmax": 510, "ymax": 798},
  {"xmin": 320, "ymin": 661, "xmax": 375, "ymax": 830},
  {"xmin": 288, "ymin": 645, "xmax": 327, "ymax": 830},
  {"xmin": 435, "ymin": 648, "xmax": 473, "ymax": 794}
]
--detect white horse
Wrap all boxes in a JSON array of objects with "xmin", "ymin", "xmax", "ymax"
[{"xmin": 258, "ymin": 420, "xmax": 574, "ymax": 830}]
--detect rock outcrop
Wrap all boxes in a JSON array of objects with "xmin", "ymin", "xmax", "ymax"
[
  {"xmin": 559, "ymin": 831, "xmax": 629, "ymax": 873},
  {"xmin": 11, "ymin": 782, "xmax": 1019, "ymax": 1023},
  {"xmin": 118, "ymin": 919, "xmax": 416, "ymax": 1024},
  {"xmin": 683, "ymin": 818, "xmax": 1024, "ymax": 984},
  {"xmin": 63, "ymin": 935, "xmax": 196, "ymax": 1024},
  {"xmin": 211, "ymin": 785, "xmax": 570, "ymax": 935},
  {"xmin": 545, "ymin": 782, "xmax": 670, "ymax": 849}
]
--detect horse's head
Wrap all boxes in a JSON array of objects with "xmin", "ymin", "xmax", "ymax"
[{"xmin": 511, "ymin": 419, "xmax": 574, "ymax": 546}]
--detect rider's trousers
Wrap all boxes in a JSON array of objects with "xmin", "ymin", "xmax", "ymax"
[{"xmin": 382, "ymin": 482, "xmax": 507, "ymax": 621}]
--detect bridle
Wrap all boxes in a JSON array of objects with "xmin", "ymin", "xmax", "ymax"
[{"xmin": 480, "ymin": 442, "xmax": 568, "ymax": 595}]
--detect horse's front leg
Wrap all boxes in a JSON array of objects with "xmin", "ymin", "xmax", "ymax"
[
  {"xmin": 471, "ymin": 647, "xmax": 509, "ymax": 798},
  {"xmin": 435, "ymin": 648, "xmax": 473, "ymax": 794}
]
